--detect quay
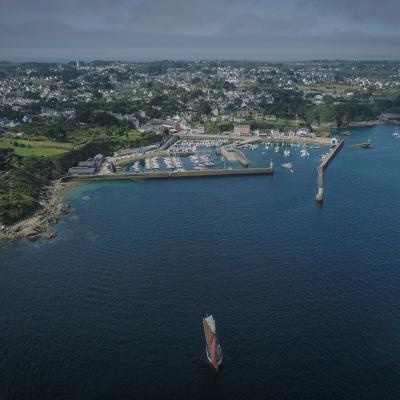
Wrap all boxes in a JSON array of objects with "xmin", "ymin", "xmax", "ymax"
[
  {"xmin": 63, "ymin": 165, "xmax": 274, "ymax": 182},
  {"xmin": 179, "ymin": 133, "xmax": 333, "ymax": 147},
  {"xmin": 218, "ymin": 146, "xmax": 250, "ymax": 167},
  {"xmin": 316, "ymin": 139, "xmax": 344, "ymax": 203}
]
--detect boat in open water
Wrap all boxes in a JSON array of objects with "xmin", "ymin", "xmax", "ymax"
[
  {"xmin": 357, "ymin": 141, "xmax": 374, "ymax": 149},
  {"xmin": 203, "ymin": 315, "xmax": 223, "ymax": 371}
]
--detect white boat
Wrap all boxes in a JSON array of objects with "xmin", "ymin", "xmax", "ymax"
[
  {"xmin": 281, "ymin": 163, "xmax": 294, "ymax": 169},
  {"xmin": 300, "ymin": 149, "xmax": 309, "ymax": 157}
]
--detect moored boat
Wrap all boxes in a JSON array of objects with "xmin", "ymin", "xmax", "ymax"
[
  {"xmin": 357, "ymin": 142, "xmax": 374, "ymax": 148},
  {"xmin": 281, "ymin": 163, "xmax": 294, "ymax": 169},
  {"xmin": 203, "ymin": 315, "xmax": 223, "ymax": 371}
]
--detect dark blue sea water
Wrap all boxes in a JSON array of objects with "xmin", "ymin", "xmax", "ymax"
[{"xmin": 1, "ymin": 125, "xmax": 400, "ymax": 399}]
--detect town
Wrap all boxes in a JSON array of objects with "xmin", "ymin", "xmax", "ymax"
[
  {"xmin": 1, "ymin": 60, "xmax": 400, "ymax": 227},
  {"xmin": 1, "ymin": 60, "xmax": 400, "ymax": 142}
]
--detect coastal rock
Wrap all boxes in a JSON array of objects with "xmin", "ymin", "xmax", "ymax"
[
  {"xmin": 56, "ymin": 203, "xmax": 71, "ymax": 215},
  {"xmin": 15, "ymin": 225, "xmax": 25, "ymax": 232},
  {"xmin": 31, "ymin": 225, "xmax": 45, "ymax": 233},
  {"xmin": 26, "ymin": 230, "xmax": 57, "ymax": 242},
  {"xmin": 26, "ymin": 232, "xmax": 42, "ymax": 241},
  {"xmin": 47, "ymin": 216, "xmax": 60, "ymax": 225},
  {"xmin": 45, "ymin": 232, "xmax": 57, "ymax": 240}
]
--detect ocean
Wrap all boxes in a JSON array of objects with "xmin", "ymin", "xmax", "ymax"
[{"xmin": 1, "ymin": 124, "xmax": 400, "ymax": 399}]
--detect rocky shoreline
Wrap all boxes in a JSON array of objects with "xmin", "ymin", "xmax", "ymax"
[
  {"xmin": 0, "ymin": 180, "xmax": 76, "ymax": 243},
  {"xmin": 343, "ymin": 120, "xmax": 385, "ymax": 128}
]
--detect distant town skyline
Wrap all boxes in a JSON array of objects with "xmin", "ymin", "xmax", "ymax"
[{"xmin": 1, "ymin": 0, "xmax": 399, "ymax": 61}]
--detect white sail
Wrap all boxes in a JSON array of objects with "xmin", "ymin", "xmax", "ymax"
[{"xmin": 204, "ymin": 315, "xmax": 216, "ymax": 334}]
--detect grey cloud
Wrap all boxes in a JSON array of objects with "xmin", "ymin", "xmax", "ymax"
[
  {"xmin": 300, "ymin": 0, "xmax": 400, "ymax": 25},
  {"xmin": 0, "ymin": 0, "xmax": 399, "ymax": 60},
  {"xmin": 219, "ymin": 14, "xmax": 320, "ymax": 35}
]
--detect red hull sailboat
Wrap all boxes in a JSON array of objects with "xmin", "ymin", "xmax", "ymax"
[{"xmin": 203, "ymin": 315, "xmax": 223, "ymax": 371}]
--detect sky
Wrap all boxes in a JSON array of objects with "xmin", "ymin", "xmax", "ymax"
[{"xmin": 0, "ymin": 0, "xmax": 399, "ymax": 62}]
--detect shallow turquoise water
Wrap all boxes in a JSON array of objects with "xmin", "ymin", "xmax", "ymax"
[{"xmin": 1, "ymin": 125, "xmax": 400, "ymax": 399}]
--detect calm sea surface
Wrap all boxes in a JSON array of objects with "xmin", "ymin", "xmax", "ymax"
[{"xmin": 1, "ymin": 125, "xmax": 400, "ymax": 399}]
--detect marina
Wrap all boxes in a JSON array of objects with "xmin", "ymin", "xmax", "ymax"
[{"xmin": 66, "ymin": 134, "xmax": 343, "ymax": 202}]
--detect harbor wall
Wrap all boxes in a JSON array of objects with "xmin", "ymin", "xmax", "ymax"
[
  {"xmin": 63, "ymin": 167, "xmax": 274, "ymax": 182},
  {"xmin": 315, "ymin": 139, "xmax": 344, "ymax": 203},
  {"xmin": 319, "ymin": 139, "xmax": 344, "ymax": 170}
]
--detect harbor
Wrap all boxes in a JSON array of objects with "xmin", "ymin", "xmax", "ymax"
[{"xmin": 66, "ymin": 133, "xmax": 343, "ymax": 202}]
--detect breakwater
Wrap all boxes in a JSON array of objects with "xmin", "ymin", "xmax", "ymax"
[
  {"xmin": 63, "ymin": 166, "xmax": 274, "ymax": 182},
  {"xmin": 316, "ymin": 140, "xmax": 344, "ymax": 203}
]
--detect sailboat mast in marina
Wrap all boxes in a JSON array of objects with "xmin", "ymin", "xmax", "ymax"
[{"xmin": 203, "ymin": 315, "xmax": 223, "ymax": 371}]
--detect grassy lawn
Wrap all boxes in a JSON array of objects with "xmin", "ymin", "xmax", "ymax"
[
  {"xmin": 0, "ymin": 138, "xmax": 73, "ymax": 157},
  {"xmin": 296, "ymin": 83, "xmax": 356, "ymax": 94},
  {"xmin": 127, "ymin": 130, "xmax": 142, "ymax": 140}
]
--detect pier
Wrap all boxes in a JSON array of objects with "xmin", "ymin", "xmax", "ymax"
[
  {"xmin": 218, "ymin": 146, "xmax": 250, "ymax": 167},
  {"xmin": 63, "ymin": 164, "xmax": 274, "ymax": 182},
  {"xmin": 316, "ymin": 139, "xmax": 344, "ymax": 203}
]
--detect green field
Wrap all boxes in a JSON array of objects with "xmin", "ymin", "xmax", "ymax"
[
  {"xmin": 127, "ymin": 130, "xmax": 142, "ymax": 140},
  {"xmin": 0, "ymin": 139, "xmax": 73, "ymax": 157},
  {"xmin": 296, "ymin": 83, "xmax": 355, "ymax": 94}
]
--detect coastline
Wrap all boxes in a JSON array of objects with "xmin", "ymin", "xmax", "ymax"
[
  {"xmin": 343, "ymin": 119, "xmax": 385, "ymax": 128},
  {"xmin": 0, "ymin": 180, "xmax": 78, "ymax": 243}
]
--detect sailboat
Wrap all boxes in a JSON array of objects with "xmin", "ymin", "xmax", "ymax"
[
  {"xmin": 203, "ymin": 315, "xmax": 223, "ymax": 371},
  {"xmin": 283, "ymin": 142, "xmax": 291, "ymax": 157}
]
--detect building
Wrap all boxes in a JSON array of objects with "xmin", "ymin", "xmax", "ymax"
[
  {"xmin": 114, "ymin": 148, "xmax": 135, "ymax": 157},
  {"xmin": 93, "ymin": 154, "xmax": 105, "ymax": 168},
  {"xmin": 296, "ymin": 128, "xmax": 315, "ymax": 137},
  {"xmin": 256, "ymin": 128, "xmax": 272, "ymax": 137},
  {"xmin": 63, "ymin": 108, "xmax": 76, "ymax": 118},
  {"xmin": 234, "ymin": 124, "xmax": 251, "ymax": 136},
  {"xmin": 78, "ymin": 161, "xmax": 96, "ymax": 168},
  {"xmin": 68, "ymin": 167, "xmax": 96, "ymax": 176},
  {"xmin": 192, "ymin": 125, "xmax": 205, "ymax": 134}
]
